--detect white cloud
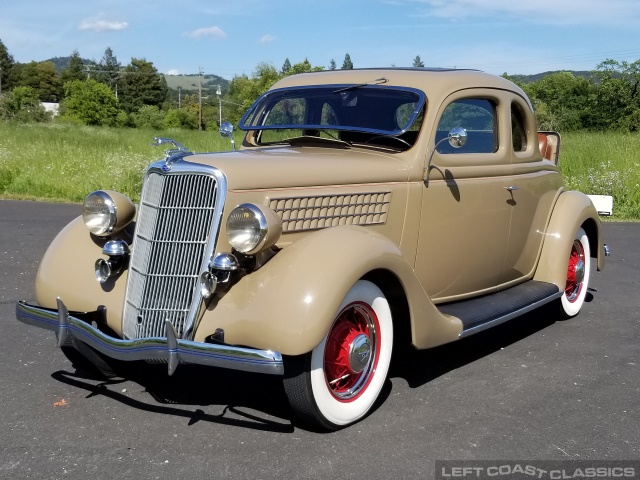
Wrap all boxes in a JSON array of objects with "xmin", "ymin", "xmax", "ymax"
[
  {"xmin": 166, "ymin": 69, "xmax": 181, "ymax": 75},
  {"xmin": 259, "ymin": 34, "xmax": 275, "ymax": 44},
  {"xmin": 186, "ymin": 26, "xmax": 227, "ymax": 39},
  {"xmin": 410, "ymin": 0, "xmax": 640, "ymax": 25},
  {"xmin": 78, "ymin": 15, "xmax": 128, "ymax": 32}
]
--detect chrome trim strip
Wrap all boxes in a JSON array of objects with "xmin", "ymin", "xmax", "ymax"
[
  {"xmin": 16, "ymin": 300, "xmax": 284, "ymax": 376},
  {"xmin": 458, "ymin": 290, "xmax": 563, "ymax": 339}
]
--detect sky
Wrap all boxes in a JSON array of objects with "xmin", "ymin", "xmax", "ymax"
[{"xmin": 2, "ymin": 0, "xmax": 640, "ymax": 80}]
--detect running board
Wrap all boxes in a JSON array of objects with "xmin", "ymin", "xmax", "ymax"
[{"xmin": 437, "ymin": 281, "xmax": 562, "ymax": 338}]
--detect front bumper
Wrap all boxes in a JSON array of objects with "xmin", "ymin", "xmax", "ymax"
[{"xmin": 16, "ymin": 299, "xmax": 284, "ymax": 376}]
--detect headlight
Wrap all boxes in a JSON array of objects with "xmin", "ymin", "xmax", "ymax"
[
  {"xmin": 82, "ymin": 190, "xmax": 135, "ymax": 236},
  {"xmin": 226, "ymin": 203, "xmax": 282, "ymax": 254}
]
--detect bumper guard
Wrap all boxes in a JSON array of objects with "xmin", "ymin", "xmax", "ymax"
[{"xmin": 16, "ymin": 299, "xmax": 284, "ymax": 376}]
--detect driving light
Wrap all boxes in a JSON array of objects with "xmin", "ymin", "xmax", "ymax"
[
  {"xmin": 226, "ymin": 203, "xmax": 282, "ymax": 255},
  {"xmin": 82, "ymin": 190, "xmax": 135, "ymax": 237}
]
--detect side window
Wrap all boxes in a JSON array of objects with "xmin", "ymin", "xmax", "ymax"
[
  {"xmin": 436, "ymin": 98, "xmax": 497, "ymax": 154},
  {"xmin": 511, "ymin": 103, "xmax": 527, "ymax": 152}
]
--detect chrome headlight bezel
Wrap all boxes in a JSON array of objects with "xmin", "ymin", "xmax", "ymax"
[
  {"xmin": 226, "ymin": 203, "xmax": 282, "ymax": 255},
  {"xmin": 83, "ymin": 191, "xmax": 118, "ymax": 236},
  {"xmin": 82, "ymin": 190, "xmax": 135, "ymax": 237}
]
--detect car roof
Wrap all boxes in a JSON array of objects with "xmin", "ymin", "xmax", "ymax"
[{"xmin": 271, "ymin": 68, "xmax": 528, "ymax": 105}]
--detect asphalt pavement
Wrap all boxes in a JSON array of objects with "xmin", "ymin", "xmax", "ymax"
[{"xmin": 0, "ymin": 199, "xmax": 638, "ymax": 479}]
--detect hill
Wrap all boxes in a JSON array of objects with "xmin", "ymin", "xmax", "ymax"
[
  {"xmin": 163, "ymin": 74, "xmax": 230, "ymax": 94},
  {"xmin": 507, "ymin": 70, "xmax": 595, "ymax": 84}
]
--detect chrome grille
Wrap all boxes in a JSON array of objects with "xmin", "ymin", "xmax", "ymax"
[{"xmin": 123, "ymin": 167, "xmax": 222, "ymax": 340}]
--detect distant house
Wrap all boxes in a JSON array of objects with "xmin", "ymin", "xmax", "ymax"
[{"xmin": 41, "ymin": 102, "xmax": 60, "ymax": 116}]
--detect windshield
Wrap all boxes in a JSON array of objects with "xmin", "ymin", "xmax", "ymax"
[{"xmin": 239, "ymin": 85, "xmax": 426, "ymax": 150}]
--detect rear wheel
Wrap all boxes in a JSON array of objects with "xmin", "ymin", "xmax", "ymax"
[
  {"xmin": 283, "ymin": 280, "xmax": 393, "ymax": 430},
  {"xmin": 559, "ymin": 227, "xmax": 591, "ymax": 318}
]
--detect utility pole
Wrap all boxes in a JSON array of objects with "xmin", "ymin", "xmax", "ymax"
[
  {"xmin": 178, "ymin": 86, "xmax": 181, "ymax": 109},
  {"xmin": 198, "ymin": 66, "xmax": 203, "ymax": 130},
  {"xmin": 215, "ymin": 85, "xmax": 222, "ymax": 125}
]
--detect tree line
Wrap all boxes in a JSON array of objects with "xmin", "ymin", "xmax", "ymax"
[
  {"xmin": 507, "ymin": 60, "xmax": 640, "ymax": 132},
  {"xmin": 1, "ymin": 37, "xmax": 639, "ymax": 133}
]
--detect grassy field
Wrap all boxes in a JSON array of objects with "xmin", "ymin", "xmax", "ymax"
[
  {"xmin": 0, "ymin": 123, "xmax": 240, "ymax": 203},
  {"xmin": 0, "ymin": 123, "xmax": 638, "ymax": 219}
]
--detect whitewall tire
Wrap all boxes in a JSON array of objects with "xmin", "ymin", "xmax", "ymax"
[
  {"xmin": 283, "ymin": 280, "xmax": 393, "ymax": 430},
  {"xmin": 559, "ymin": 228, "xmax": 591, "ymax": 318}
]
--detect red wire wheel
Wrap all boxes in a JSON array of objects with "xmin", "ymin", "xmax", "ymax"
[
  {"xmin": 565, "ymin": 239, "xmax": 586, "ymax": 303},
  {"xmin": 559, "ymin": 228, "xmax": 591, "ymax": 318},
  {"xmin": 323, "ymin": 301, "xmax": 380, "ymax": 402}
]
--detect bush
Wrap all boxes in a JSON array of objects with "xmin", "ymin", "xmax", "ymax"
[
  {"xmin": 134, "ymin": 105, "xmax": 165, "ymax": 129},
  {"xmin": 0, "ymin": 87, "xmax": 51, "ymax": 123},
  {"xmin": 163, "ymin": 108, "xmax": 198, "ymax": 130},
  {"xmin": 60, "ymin": 79, "xmax": 119, "ymax": 126}
]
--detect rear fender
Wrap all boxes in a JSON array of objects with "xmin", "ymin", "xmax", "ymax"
[
  {"xmin": 534, "ymin": 190, "xmax": 604, "ymax": 289},
  {"xmin": 195, "ymin": 226, "xmax": 462, "ymax": 355}
]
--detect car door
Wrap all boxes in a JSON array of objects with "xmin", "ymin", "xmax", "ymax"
[{"xmin": 415, "ymin": 90, "xmax": 512, "ymax": 302}]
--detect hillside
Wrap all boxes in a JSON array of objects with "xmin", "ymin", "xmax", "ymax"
[
  {"xmin": 507, "ymin": 70, "xmax": 595, "ymax": 84},
  {"xmin": 164, "ymin": 74, "xmax": 230, "ymax": 94}
]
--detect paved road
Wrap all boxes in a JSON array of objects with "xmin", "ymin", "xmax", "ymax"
[{"xmin": 1, "ymin": 199, "xmax": 638, "ymax": 480}]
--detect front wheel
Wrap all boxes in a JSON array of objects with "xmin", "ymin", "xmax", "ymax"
[
  {"xmin": 559, "ymin": 227, "xmax": 591, "ymax": 318},
  {"xmin": 283, "ymin": 280, "xmax": 393, "ymax": 430}
]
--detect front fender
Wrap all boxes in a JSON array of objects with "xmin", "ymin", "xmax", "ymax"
[
  {"xmin": 34, "ymin": 216, "xmax": 128, "ymax": 335},
  {"xmin": 195, "ymin": 226, "xmax": 462, "ymax": 355},
  {"xmin": 533, "ymin": 190, "xmax": 604, "ymax": 289}
]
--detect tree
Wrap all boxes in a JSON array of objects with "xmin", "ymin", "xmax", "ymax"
[
  {"xmin": 524, "ymin": 71, "xmax": 590, "ymax": 131},
  {"xmin": 0, "ymin": 38, "xmax": 15, "ymax": 93},
  {"xmin": 35, "ymin": 62, "xmax": 63, "ymax": 102},
  {"xmin": 288, "ymin": 58, "xmax": 323, "ymax": 75},
  {"xmin": 412, "ymin": 55, "xmax": 424, "ymax": 68},
  {"xmin": 341, "ymin": 53, "xmax": 353, "ymax": 70},
  {"xmin": 96, "ymin": 47, "xmax": 121, "ymax": 92},
  {"xmin": 60, "ymin": 78, "xmax": 118, "ymax": 126},
  {"xmin": 329, "ymin": 59, "xmax": 336, "ymax": 70},
  {"xmin": 118, "ymin": 58, "xmax": 168, "ymax": 113},
  {"xmin": 61, "ymin": 50, "xmax": 86, "ymax": 84},
  {"xmin": 11, "ymin": 61, "xmax": 62, "ymax": 102},
  {"xmin": 281, "ymin": 58, "xmax": 292, "ymax": 75}
]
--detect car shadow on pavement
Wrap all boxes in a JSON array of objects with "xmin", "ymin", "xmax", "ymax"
[
  {"xmin": 51, "ymin": 362, "xmax": 296, "ymax": 433},
  {"xmin": 389, "ymin": 305, "xmax": 562, "ymax": 388}
]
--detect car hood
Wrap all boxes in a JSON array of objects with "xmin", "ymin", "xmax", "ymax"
[{"xmin": 179, "ymin": 146, "xmax": 411, "ymax": 191}]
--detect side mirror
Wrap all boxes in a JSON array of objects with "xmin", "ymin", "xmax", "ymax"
[
  {"xmin": 447, "ymin": 127, "xmax": 467, "ymax": 148},
  {"xmin": 423, "ymin": 127, "xmax": 467, "ymax": 186},
  {"xmin": 219, "ymin": 122, "xmax": 236, "ymax": 151}
]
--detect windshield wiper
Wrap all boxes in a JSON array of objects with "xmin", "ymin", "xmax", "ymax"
[{"xmin": 333, "ymin": 77, "xmax": 388, "ymax": 94}]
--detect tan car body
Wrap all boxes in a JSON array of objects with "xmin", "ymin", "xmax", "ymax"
[{"xmin": 34, "ymin": 69, "xmax": 605, "ymax": 357}]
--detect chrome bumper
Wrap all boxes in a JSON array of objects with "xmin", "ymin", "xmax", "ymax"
[{"xmin": 16, "ymin": 299, "xmax": 284, "ymax": 376}]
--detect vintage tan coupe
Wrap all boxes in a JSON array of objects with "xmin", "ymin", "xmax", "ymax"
[{"xmin": 17, "ymin": 68, "xmax": 608, "ymax": 430}]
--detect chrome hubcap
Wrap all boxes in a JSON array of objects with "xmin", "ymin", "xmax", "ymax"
[
  {"xmin": 574, "ymin": 258, "xmax": 585, "ymax": 285},
  {"xmin": 348, "ymin": 334, "xmax": 372, "ymax": 373}
]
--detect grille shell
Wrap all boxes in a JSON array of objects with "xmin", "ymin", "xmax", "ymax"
[{"xmin": 122, "ymin": 162, "xmax": 226, "ymax": 340}]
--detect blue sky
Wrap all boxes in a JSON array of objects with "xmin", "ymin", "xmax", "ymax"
[{"xmin": 2, "ymin": 0, "xmax": 640, "ymax": 79}]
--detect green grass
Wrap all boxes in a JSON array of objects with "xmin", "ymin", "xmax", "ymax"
[
  {"xmin": 0, "ymin": 122, "xmax": 240, "ymax": 203},
  {"xmin": 1, "ymin": 123, "xmax": 638, "ymax": 219},
  {"xmin": 560, "ymin": 131, "xmax": 640, "ymax": 220}
]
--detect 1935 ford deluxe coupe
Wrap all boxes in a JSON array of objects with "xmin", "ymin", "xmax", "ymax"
[{"xmin": 16, "ymin": 68, "xmax": 608, "ymax": 430}]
